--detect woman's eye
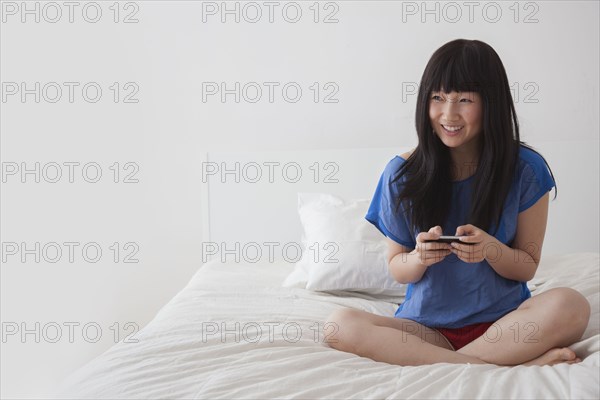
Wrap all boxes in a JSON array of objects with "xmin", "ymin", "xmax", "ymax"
[
  {"xmin": 431, "ymin": 95, "xmax": 443, "ymax": 101},
  {"xmin": 460, "ymin": 98, "xmax": 473, "ymax": 103}
]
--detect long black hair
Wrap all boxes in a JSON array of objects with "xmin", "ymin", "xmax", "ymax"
[{"xmin": 392, "ymin": 39, "xmax": 556, "ymax": 236}]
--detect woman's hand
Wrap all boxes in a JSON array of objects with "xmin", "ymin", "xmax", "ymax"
[
  {"xmin": 451, "ymin": 224, "xmax": 500, "ymax": 263},
  {"xmin": 414, "ymin": 226, "xmax": 452, "ymax": 267}
]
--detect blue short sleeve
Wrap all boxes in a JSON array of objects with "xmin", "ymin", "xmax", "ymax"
[
  {"xmin": 365, "ymin": 157, "xmax": 416, "ymax": 249},
  {"xmin": 518, "ymin": 148, "xmax": 556, "ymax": 213}
]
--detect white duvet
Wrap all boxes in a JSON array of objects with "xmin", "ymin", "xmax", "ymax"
[{"xmin": 57, "ymin": 253, "xmax": 600, "ymax": 399}]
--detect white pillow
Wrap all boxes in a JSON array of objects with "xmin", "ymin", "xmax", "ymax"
[{"xmin": 282, "ymin": 192, "xmax": 407, "ymax": 299}]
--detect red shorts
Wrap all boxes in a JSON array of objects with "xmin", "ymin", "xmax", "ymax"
[{"xmin": 435, "ymin": 322, "xmax": 495, "ymax": 351}]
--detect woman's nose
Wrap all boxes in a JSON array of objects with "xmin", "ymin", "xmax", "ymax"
[{"xmin": 441, "ymin": 102, "xmax": 460, "ymax": 121}]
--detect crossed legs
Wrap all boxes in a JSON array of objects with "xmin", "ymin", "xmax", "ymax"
[{"xmin": 325, "ymin": 288, "xmax": 590, "ymax": 366}]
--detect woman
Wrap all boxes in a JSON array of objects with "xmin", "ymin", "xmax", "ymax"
[{"xmin": 325, "ymin": 39, "xmax": 590, "ymax": 366}]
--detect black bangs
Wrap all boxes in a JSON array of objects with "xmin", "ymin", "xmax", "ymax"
[{"xmin": 423, "ymin": 40, "xmax": 486, "ymax": 95}]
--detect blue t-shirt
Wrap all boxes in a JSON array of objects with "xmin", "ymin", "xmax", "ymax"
[{"xmin": 365, "ymin": 146, "xmax": 556, "ymax": 328}]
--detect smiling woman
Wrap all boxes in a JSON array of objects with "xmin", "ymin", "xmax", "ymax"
[
  {"xmin": 430, "ymin": 90, "xmax": 483, "ymax": 181},
  {"xmin": 326, "ymin": 39, "xmax": 591, "ymax": 367}
]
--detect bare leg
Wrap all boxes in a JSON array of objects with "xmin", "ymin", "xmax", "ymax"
[
  {"xmin": 325, "ymin": 308, "xmax": 487, "ymax": 366},
  {"xmin": 458, "ymin": 288, "xmax": 591, "ymax": 366},
  {"xmin": 325, "ymin": 287, "xmax": 590, "ymax": 367}
]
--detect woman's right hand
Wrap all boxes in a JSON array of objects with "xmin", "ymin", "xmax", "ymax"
[{"xmin": 414, "ymin": 225, "xmax": 452, "ymax": 267}]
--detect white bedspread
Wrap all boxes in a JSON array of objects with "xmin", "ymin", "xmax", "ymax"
[{"xmin": 57, "ymin": 253, "xmax": 600, "ymax": 399}]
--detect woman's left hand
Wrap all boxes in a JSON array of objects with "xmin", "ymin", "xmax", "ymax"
[{"xmin": 451, "ymin": 224, "xmax": 500, "ymax": 263}]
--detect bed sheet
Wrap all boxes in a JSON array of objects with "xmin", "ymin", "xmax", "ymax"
[{"xmin": 57, "ymin": 253, "xmax": 600, "ymax": 399}]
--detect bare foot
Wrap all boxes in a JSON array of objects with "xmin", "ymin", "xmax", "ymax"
[{"xmin": 523, "ymin": 347, "xmax": 582, "ymax": 366}]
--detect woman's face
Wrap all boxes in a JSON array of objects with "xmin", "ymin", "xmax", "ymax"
[{"xmin": 429, "ymin": 90, "xmax": 483, "ymax": 153}]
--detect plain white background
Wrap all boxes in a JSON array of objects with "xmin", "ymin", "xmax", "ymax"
[{"xmin": 1, "ymin": 1, "xmax": 599, "ymax": 398}]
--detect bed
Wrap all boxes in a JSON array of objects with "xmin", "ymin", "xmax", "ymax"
[
  {"xmin": 56, "ymin": 144, "xmax": 599, "ymax": 399},
  {"xmin": 56, "ymin": 253, "xmax": 599, "ymax": 399}
]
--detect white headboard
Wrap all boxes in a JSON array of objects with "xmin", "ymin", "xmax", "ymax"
[{"xmin": 202, "ymin": 140, "xmax": 599, "ymax": 261}]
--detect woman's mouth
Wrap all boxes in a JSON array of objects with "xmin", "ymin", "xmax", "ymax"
[{"xmin": 441, "ymin": 124, "xmax": 464, "ymax": 136}]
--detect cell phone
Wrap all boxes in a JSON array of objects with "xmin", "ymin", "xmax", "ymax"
[{"xmin": 425, "ymin": 235, "xmax": 469, "ymax": 244}]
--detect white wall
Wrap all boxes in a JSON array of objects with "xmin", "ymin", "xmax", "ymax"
[{"xmin": 1, "ymin": 1, "xmax": 598, "ymax": 398}]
